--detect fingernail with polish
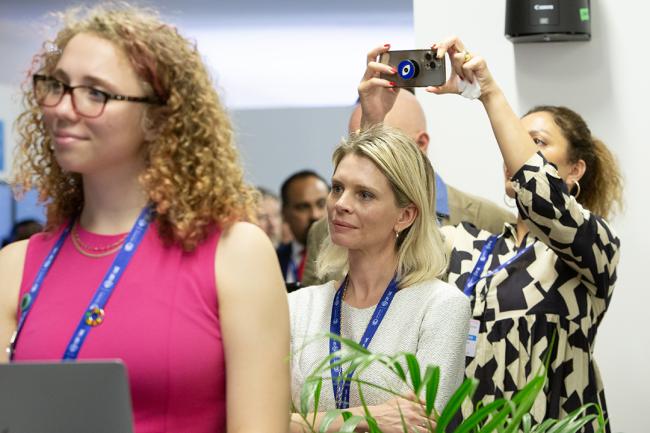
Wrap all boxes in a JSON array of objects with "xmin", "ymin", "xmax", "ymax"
[
  {"xmin": 389, "ymin": 81, "xmax": 396, "ymax": 87},
  {"xmin": 384, "ymin": 43, "xmax": 391, "ymax": 48}
]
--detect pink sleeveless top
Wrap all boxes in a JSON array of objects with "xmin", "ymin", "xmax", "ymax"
[{"xmin": 14, "ymin": 223, "xmax": 227, "ymax": 433}]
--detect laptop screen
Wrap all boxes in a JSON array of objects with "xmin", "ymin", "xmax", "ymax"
[{"xmin": 0, "ymin": 361, "xmax": 134, "ymax": 433}]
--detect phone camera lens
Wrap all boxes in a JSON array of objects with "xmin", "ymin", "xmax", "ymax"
[
  {"xmin": 425, "ymin": 53, "xmax": 432, "ymax": 60},
  {"xmin": 429, "ymin": 61, "xmax": 437, "ymax": 69}
]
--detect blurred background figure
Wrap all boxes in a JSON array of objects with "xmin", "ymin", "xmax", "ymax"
[
  {"xmin": 277, "ymin": 170, "xmax": 329, "ymax": 291},
  {"xmin": 1, "ymin": 219, "xmax": 43, "ymax": 247},
  {"xmin": 255, "ymin": 186, "xmax": 283, "ymax": 247}
]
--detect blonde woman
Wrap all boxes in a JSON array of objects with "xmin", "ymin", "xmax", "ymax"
[
  {"xmin": 289, "ymin": 124, "xmax": 470, "ymax": 433},
  {"xmin": 0, "ymin": 4, "xmax": 289, "ymax": 433}
]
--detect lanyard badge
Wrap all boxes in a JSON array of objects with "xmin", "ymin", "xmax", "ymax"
[
  {"xmin": 329, "ymin": 275, "xmax": 398, "ymax": 409},
  {"xmin": 462, "ymin": 234, "xmax": 535, "ymax": 358}
]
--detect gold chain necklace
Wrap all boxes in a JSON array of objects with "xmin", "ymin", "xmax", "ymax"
[{"xmin": 71, "ymin": 221, "xmax": 127, "ymax": 258}]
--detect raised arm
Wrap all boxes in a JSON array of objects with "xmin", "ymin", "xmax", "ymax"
[
  {"xmin": 358, "ymin": 44, "xmax": 399, "ymax": 130},
  {"xmin": 426, "ymin": 36, "xmax": 620, "ymax": 295},
  {"xmin": 426, "ymin": 36, "xmax": 538, "ymax": 175},
  {"xmin": 216, "ymin": 222, "xmax": 290, "ymax": 433},
  {"xmin": 509, "ymin": 152, "xmax": 620, "ymax": 296}
]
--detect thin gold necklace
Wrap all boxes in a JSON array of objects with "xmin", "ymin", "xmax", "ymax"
[{"xmin": 71, "ymin": 221, "xmax": 127, "ymax": 258}]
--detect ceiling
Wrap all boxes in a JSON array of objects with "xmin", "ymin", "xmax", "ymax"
[
  {"xmin": 0, "ymin": 0, "xmax": 412, "ymax": 25},
  {"xmin": 0, "ymin": 0, "xmax": 414, "ymax": 108}
]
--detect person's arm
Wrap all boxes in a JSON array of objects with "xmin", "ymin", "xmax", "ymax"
[
  {"xmin": 216, "ymin": 222, "xmax": 290, "ymax": 433},
  {"xmin": 0, "ymin": 240, "xmax": 28, "ymax": 363},
  {"xmin": 509, "ymin": 152, "xmax": 620, "ymax": 297},
  {"xmin": 426, "ymin": 37, "xmax": 538, "ymax": 177},
  {"xmin": 358, "ymin": 44, "xmax": 399, "ymax": 130},
  {"xmin": 428, "ymin": 36, "xmax": 620, "ymax": 296}
]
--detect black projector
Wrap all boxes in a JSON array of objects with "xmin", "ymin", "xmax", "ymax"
[{"xmin": 505, "ymin": 0, "xmax": 591, "ymax": 43}]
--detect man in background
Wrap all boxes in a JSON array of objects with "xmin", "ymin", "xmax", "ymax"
[
  {"xmin": 255, "ymin": 186, "xmax": 283, "ymax": 247},
  {"xmin": 276, "ymin": 170, "xmax": 329, "ymax": 291}
]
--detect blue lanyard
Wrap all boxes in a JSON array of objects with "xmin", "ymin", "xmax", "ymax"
[
  {"xmin": 463, "ymin": 234, "xmax": 535, "ymax": 297},
  {"xmin": 329, "ymin": 275, "xmax": 398, "ymax": 409},
  {"xmin": 8, "ymin": 206, "xmax": 152, "ymax": 361}
]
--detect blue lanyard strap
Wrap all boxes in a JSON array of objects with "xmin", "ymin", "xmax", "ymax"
[
  {"xmin": 329, "ymin": 275, "xmax": 398, "ymax": 409},
  {"xmin": 62, "ymin": 206, "xmax": 152, "ymax": 360},
  {"xmin": 463, "ymin": 235, "xmax": 535, "ymax": 297},
  {"xmin": 8, "ymin": 206, "xmax": 153, "ymax": 361},
  {"xmin": 7, "ymin": 222, "xmax": 74, "ymax": 360}
]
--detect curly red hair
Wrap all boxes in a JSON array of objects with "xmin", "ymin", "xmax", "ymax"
[{"xmin": 13, "ymin": 3, "xmax": 257, "ymax": 251}]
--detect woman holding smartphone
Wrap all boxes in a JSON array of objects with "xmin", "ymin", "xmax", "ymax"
[{"xmin": 360, "ymin": 39, "xmax": 622, "ymax": 431}]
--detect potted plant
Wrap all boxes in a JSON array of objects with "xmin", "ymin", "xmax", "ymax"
[{"xmin": 293, "ymin": 334, "xmax": 606, "ymax": 433}]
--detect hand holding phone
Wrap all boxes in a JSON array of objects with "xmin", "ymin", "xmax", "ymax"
[{"xmin": 379, "ymin": 49, "xmax": 446, "ymax": 88}]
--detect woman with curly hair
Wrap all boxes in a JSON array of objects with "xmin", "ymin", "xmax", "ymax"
[{"xmin": 0, "ymin": 4, "xmax": 289, "ymax": 433}]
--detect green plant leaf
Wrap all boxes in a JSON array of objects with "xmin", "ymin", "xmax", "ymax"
[
  {"xmin": 437, "ymin": 378, "xmax": 478, "ymax": 432},
  {"xmin": 405, "ymin": 353, "xmax": 422, "ymax": 392},
  {"xmin": 453, "ymin": 399, "xmax": 508, "ymax": 433},
  {"xmin": 300, "ymin": 377, "xmax": 322, "ymax": 415},
  {"xmin": 502, "ymin": 376, "xmax": 545, "ymax": 433},
  {"xmin": 476, "ymin": 401, "xmax": 514, "ymax": 433},
  {"xmin": 311, "ymin": 377, "xmax": 323, "ymax": 426},
  {"xmin": 397, "ymin": 400, "xmax": 409, "ymax": 433},
  {"xmin": 318, "ymin": 410, "xmax": 342, "ymax": 433},
  {"xmin": 339, "ymin": 415, "xmax": 365, "ymax": 433},
  {"xmin": 390, "ymin": 359, "xmax": 407, "ymax": 381},
  {"xmin": 522, "ymin": 413, "xmax": 532, "ymax": 433},
  {"xmin": 528, "ymin": 418, "xmax": 556, "ymax": 433},
  {"xmin": 365, "ymin": 415, "xmax": 382, "ymax": 433},
  {"xmin": 422, "ymin": 365, "xmax": 440, "ymax": 416}
]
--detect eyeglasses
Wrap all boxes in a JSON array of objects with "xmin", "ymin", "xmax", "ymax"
[{"xmin": 32, "ymin": 74, "xmax": 164, "ymax": 118}]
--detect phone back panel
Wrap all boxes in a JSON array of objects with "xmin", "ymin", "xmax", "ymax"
[{"xmin": 379, "ymin": 49, "xmax": 446, "ymax": 88}]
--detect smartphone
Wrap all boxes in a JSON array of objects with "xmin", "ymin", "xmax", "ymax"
[{"xmin": 379, "ymin": 49, "xmax": 446, "ymax": 88}]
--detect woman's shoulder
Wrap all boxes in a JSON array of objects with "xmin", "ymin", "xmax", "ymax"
[
  {"xmin": 441, "ymin": 221, "xmax": 509, "ymax": 252},
  {"xmin": 406, "ymin": 278, "xmax": 469, "ymax": 308},
  {"xmin": 288, "ymin": 281, "xmax": 336, "ymax": 310},
  {"xmin": 0, "ymin": 239, "xmax": 29, "ymax": 268}
]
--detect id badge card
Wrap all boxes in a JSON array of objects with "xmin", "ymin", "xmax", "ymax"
[{"xmin": 465, "ymin": 319, "xmax": 480, "ymax": 358}]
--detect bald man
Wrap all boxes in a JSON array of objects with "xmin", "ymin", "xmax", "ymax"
[{"xmin": 301, "ymin": 90, "xmax": 516, "ymax": 286}]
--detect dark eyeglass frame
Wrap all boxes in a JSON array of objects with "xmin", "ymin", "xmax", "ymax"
[{"xmin": 32, "ymin": 74, "xmax": 164, "ymax": 118}]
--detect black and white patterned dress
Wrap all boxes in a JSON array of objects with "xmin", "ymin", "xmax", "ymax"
[{"xmin": 442, "ymin": 152, "xmax": 619, "ymax": 432}]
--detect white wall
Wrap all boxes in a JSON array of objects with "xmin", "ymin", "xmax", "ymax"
[
  {"xmin": 0, "ymin": 83, "xmax": 23, "ymax": 180},
  {"xmin": 414, "ymin": 1, "xmax": 648, "ymax": 431}
]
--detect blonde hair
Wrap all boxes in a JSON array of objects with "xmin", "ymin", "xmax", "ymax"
[
  {"xmin": 12, "ymin": 3, "xmax": 256, "ymax": 251},
  {"xmin": 525, "ymin": 106, "xmax": 624, "ymax": 219},
  {"xmin": 316, "ymin": 124, "xmax": 447, "ymax": 288}
]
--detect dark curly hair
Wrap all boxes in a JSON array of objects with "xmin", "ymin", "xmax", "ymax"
[{"xmin": 525, "ymin": 105, "xmax": 623, "ymax": 219}]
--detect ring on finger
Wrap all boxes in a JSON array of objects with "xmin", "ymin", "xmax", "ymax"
[{"xmin": 462, "ymin": 50, "xmax": 472, "ymax": 63}]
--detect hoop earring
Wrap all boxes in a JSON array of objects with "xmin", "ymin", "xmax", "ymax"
[
  {"xmin": 571, "ymin": 181, "xmax": 581, "ymax": 199},
  {"xmin": 503, "ymin": 193, "xmax": 516, "ymax": 208},
  {"xmin": 395, "ymin": 230, "xmax": 400, "ymax": 239}
]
